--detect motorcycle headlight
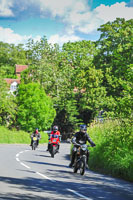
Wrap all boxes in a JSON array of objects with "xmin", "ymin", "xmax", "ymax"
[{"xmin": 81, "ymin": 144, "xmax": 87, "ymax": 151}]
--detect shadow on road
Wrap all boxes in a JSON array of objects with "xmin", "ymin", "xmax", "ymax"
[
  {"xmin": 27, "ymin": 160, "xmax": 67, "ymax": 168},
  {"xmin": 35, "ymin": 154, "xmax": 50, "ymax": 158},
  {"xmin": 0, "ymin": 175, "xmax": 133, "ymax": 200}
]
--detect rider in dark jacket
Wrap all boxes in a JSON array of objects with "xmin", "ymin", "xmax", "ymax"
[
  {"xmin": 30, "ymin": 128, "xmax": 41, "ymax": 147},
  {"xmin": 69, "ymin": 124, "xmax": 96, "ymax": 168}
]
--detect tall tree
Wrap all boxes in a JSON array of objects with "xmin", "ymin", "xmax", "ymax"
[
  {"xmin": 16, "ymin": 82, "xmax": 56, "ymax": 132},
  {"xmin": 62, "ymin": 40, "xmax": 105, "ymax": 123},
  {"xmin": 94, "ymin": 18, "xmax": 133, "ymax": 118}
]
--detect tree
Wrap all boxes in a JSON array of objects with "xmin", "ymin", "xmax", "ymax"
[
  {"xmin": 22, "ymin": 38, "xmax": 105, "ymax": 130},
  {"xmin": 0, "ymin": 78, "xmax": 16, "ymax": 127},
  {"xmin": 16, "ymin": 82, "xmax": 56, "ymax": 132},
  {"xmin": 61, "ymin": 40, "xmax": 105, "ymax": 123},
  {"xmin": 94, "ymin": 18, "xmax": 133, "ymax": 118},
  {"xmin": 0, "ymin": 42, "xmax": 28, "ymax": 78}
]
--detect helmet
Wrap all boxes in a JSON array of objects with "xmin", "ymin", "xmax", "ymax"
[
  {"xmin": 80, "ymin": 125, "xmax": 87, "ymax": 133},
  {"xmin": 53, "ymin": 126, "xmax": 58, "ymax": 132},
  {"xmin": 35, "ymin": 128, "xmax": 38, "ymax": 133}
]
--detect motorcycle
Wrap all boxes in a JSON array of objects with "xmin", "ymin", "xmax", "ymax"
[
  {"xmin": 32, "ymin": 136, "xmax": 38, "ymax": 150},
  {"xmin": 73, "ymin": 144, "xmax": 91, "ymax": 175},
  {"xmin": 48, "ymin": 134, "xmax": 60, "ymax": 158}
]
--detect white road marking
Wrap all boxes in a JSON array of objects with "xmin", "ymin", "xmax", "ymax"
[
  {"xmin": 16, "ymin": 157, "xmax": 20, "ymax": 162},
  {"xmin": 16, "ymin": 149, "xmax": 92, "ymax": 199},
  {"xmin": 36, "ymin": 172, "xmax": 56, "ymax": 182},
  {"xmin": 67, "ymin": 188, "xmax": 93, "ymax": 200},
  {"xmin": 19, "ymin": 151, "xmax": 24, "ymax": 154},
  {"xmin": 25, "ymin": 150, "xmax": 30, "ymax": 152},
  {"xmin": 20, "ymin": 162, "xmax": 31, "ymax": 169},
  {"xmin": 15, "ymin": 149, "xmax": 55, "ymax": 182}
]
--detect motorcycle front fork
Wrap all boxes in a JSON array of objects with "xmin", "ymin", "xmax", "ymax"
[{"xmin": 76, "ymin": 155, "xmax": 86, "ymax": 167}]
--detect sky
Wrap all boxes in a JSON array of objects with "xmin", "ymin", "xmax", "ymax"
[{"xmin": 0, "ymin": 0, "xmax": 133, "ymax": 46}]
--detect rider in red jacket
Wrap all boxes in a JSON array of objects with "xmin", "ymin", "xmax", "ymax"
[
  {"xmin": 50, "ymin": 129, "xmax": 60, "ymax": 136},
  {"xmin": 47, "ymin": 126, "xmax": 61, "ymax": 151}
]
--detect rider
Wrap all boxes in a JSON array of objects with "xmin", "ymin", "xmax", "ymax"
[
  {"xmin": 69, "ymin": 124, "xmax": 96, "ymax": 168},
  {"xmin": 30, "ymin": 128, "xmax": 41, "ymax": 147},
  {"xmin": 47, "ymin": 125, "xmax": 61, "ymax": 151}
]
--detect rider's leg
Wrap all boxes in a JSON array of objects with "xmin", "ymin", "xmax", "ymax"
[
  {"xmin": 57, "ymin": 144, "xmax": 60, "ymax": 152},
  {"xmin": 46, "ymin": 143, "xmax": 51, "ymax": 151},
  {"xmin": 69, "ymin": 147, "xmax": 77, "ymax": 167},
  {"xmin": 30, "ymin": 139, "xmax": 33, "ymax": 146},
  {"xmin": 37, "ymin": 139, "xmax": 39, "ymax": 146},
  {"xmin": 86, "ymin": 150, "xmax": 90, "ymax": 168}
]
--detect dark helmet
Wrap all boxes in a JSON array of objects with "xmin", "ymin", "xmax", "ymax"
[
  {"xmin": 80, "ymin": 125, "xmax": 87, "ymax": 132},
  {"xmin": 53, "ymin": 126, "xmax": 58, "ymax": 132}
]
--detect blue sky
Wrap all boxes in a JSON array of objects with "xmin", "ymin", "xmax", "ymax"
[{"xmin": 0, "ymin": 0, "xmax": 132, "ymax": 46}]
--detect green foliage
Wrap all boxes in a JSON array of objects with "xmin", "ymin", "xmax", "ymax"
[
  {"xmin": 0, "ymin": 126, "xmax": 48, "ymax": 144},
  {"xmin": 89, "ymin": 119, "xmax": 133, "ymax": 182},
  {"xmin": 94, "ymin": 18, "xmax": 133, "ymax": 118},
  {"xmin": 0, "ymin": 126, "xmax": 30, "ymax": 144},
  {"xmin": 62, "ymin": 41, "xmax": 102, "ymax": 123},
  {"xmin": 16, "ymin": 82, "xmax": 56, "ymax": 132},
  {"xmin": 0, "ymin": 42, "xmax": 28, "ymax": 78},
  {"xmin": 0, "ymin": 78, "xmax": 17, "ymax": 127},
  {"xmin": 0, "ymin": 18, "xmax": 132, "ymax": 137}
]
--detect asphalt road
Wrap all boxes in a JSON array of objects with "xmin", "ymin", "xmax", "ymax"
[{"xmin": 0, "ymin": 143, "xmax": 132, "ymax": 200}]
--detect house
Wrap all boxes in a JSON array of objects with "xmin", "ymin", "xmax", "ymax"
[
  {"xmin": 15, "ymin": 64, "xmax": 28, "ymax": 78},
  {"xmin": 4, "ymin": 64, "xmax": 28, "ymax": 94},
  {"xmin": 4, "ymin": 78, "xmax": 20, "ymax": 94}
]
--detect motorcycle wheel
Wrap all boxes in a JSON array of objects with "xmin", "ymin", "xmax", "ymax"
[
  {"xmin": 51, "ymin": 146, "xmax": 55, "ymax": 158},
  {"xmin": 33, "ymin": 143, "xmax": 36, "ymax": 150},
  {"xmin": 80, "ymin": 160, "xmax": 86, "ymax": 175},
  {"xmin": 73, "ymin": 159, "xmax": 78, "ymax": 173},
  {"xmin": 73, "ymin": 165, "xmax": 78, "ymax": 173}
]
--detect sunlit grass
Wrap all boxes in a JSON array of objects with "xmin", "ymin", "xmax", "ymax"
[
  {"xmin": 0, "ymin": 126, "xmax": 48, "ymax": 144},
  {"xmin": 88, "ymin": 119, "xmax": 133, "ymax": 182}
]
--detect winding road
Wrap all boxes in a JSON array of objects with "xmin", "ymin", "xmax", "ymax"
[{"xmin": 0, "ymin": 143, "xmax": 132, "ymax": 200}]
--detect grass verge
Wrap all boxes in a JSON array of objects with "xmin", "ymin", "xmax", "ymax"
[{"xmin": 0, "ymin": 126, "xmax": 48, "ymax": 144}]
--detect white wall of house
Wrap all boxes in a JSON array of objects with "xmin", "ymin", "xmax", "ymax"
[{"xmin": 10, "ymin": 82, "xmax": 18, "ymax": 93}]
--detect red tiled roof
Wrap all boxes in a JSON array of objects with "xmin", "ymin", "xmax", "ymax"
[
  {"xmin": 16, "ymin": 65, "xmax": 28, "ymax": 73},
  {"xmin": 4, "ymin": 78, "xmax": 20, "ymax": 85}
]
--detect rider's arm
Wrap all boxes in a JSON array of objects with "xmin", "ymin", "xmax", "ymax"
[
  {"xmin": 49, "ymin": 131, "xmax": 53, "ymax": 139},
  {"xmin": 57, "ymin": 131, "xmax": 60, "ymax": 135},
  {"xmin": 86, "ymin": 133, "xmax": 96, "ymax": 147},
  {"xmin": 31, "ymin": 133, "xmax": 34, "ymax": 138},
  {"xmin": 71, "ymin": 133, "xmax": 79, "ymax": 146},
  {"xmin": 72, "ymin": 136, "xmax": 76, "ymax": 144},
  {"xmin": 38, "ymin": 132, "xmax": 41, "ymax": 139}
]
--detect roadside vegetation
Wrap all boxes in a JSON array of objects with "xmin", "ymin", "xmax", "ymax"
[
  {"xmin": 89, "ymin": 119, "xmax": 133, "ymax": 182},
  {"xmin": 0, "ymin": 126, "xmax": 48, "ymax": 144}
]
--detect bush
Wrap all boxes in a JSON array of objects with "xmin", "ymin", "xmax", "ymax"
[{"xmin": 88, "ymin": 119, "xmax": 133, "ymax": 182}]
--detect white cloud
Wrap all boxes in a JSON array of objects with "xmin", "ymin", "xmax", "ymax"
[
  {"xmin": 48, "ymin": 34, "xmax": 82, "ymax": 46},
  {"xmin": 95, "ymin": 2, "xmax": 133, "ymax": 23},
  {"xmin": 0, "ymin": 0, "xmax": 14, "ymax": 17},
  {"xmin": 0, "ymin": 26, "xmax": 31, "ymax": 44},
  {"xmin": 39, "ymin": 1, "xmax": 133, "ymax": 34},
  {"xmin": 39, "ymin": 0, "xmax": 88, "ymax": 18},
  {"xmin": 64, "ymin": 2, "xmax": 133, "ymax": 34},
  {"xmin": 0, "ymin": 0, "xmax": 133, "ymax": 45}
]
